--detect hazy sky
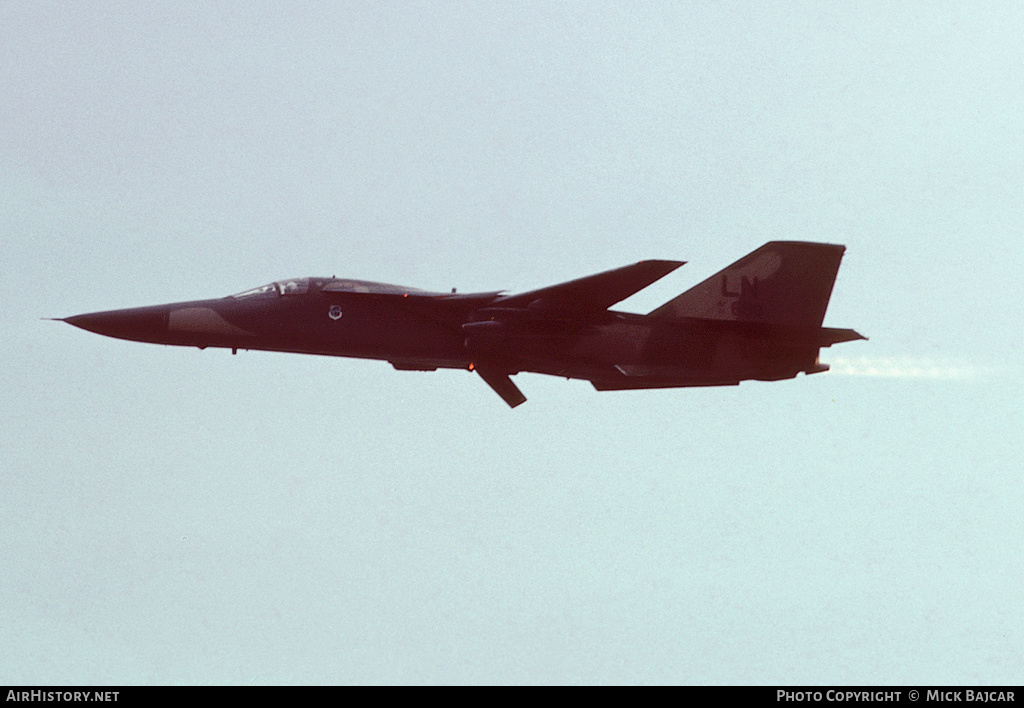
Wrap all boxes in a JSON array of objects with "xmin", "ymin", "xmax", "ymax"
[{"xmin": 2, "ymin": 1, "xmax": 1022, "ymax": 684}]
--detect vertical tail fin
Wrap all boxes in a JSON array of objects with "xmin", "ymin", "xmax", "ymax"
[{"xmin": 649, "ymin": 241, "xmax": 847, "ymax": 329}]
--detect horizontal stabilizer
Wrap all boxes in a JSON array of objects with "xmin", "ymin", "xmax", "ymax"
[
  {"xmin": 496, "ymin": 260, "xmax": 684, "ymax": 313},
  {"xmin": 819, "ymin": 327, "xmax": 867, "ymax": 346},
  {"xmin": 475, "ymin": 365, "xmax": 527, "ymax": 408}
]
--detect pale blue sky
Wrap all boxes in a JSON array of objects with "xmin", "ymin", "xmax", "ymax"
[{"xmin": 2, "ymin": 1, "xmax": 1022, "ymax": 684}]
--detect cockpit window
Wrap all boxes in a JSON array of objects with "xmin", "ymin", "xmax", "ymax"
[
  {"xmin": 277, "ymin": 278, "xmax": 309, "ymax": 296},
  {"xmin": 231, "ymin": 283, "xmax": 278, "ymax": 298},
  {"xmin": 230, "ymin": 278, "xmax": 312, "ymax": 298},
  {"xmin": 322, "ymin": 279, "xmax": 372, "ymax": 293},
  {"xmin": 322, "ymin": 279, "xmax": 431, "ymax": 295}
]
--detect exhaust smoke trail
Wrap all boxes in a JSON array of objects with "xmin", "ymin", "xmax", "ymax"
[{"xmin": 826, "ymin": 356, "xmax": 987, "ymax": 380}]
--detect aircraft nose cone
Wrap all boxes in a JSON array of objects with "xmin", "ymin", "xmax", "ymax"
[{"xmin": 63, "ymin": 307, "xmax": 168, "ymax": 342}]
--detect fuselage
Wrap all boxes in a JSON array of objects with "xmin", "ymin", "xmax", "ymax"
[
  {"xmin": 63, "ymin": 276, "xmax": 827, "ymax": 390},
  {"xmin": 61, "ymin": 243, "xmax": 866, "ymax": 407}
]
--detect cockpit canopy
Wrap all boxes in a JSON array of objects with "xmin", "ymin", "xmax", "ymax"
[
  {"xmin": 231, "ymin": 277, "xmax": 437, "ymax": 299},
  {"xmin": 230, "ymin": 282, "xmax": 280, "ymax": 298}
]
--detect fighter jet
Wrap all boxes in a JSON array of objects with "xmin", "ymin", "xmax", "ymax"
[{"xmin": 60, "ymin": 241, "xmax": 865, "ymax": 408}]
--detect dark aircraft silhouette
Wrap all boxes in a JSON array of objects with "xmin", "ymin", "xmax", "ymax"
[{"xmin": 60, "ymin": 241, "xmax": 865, "ymax": 407}]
